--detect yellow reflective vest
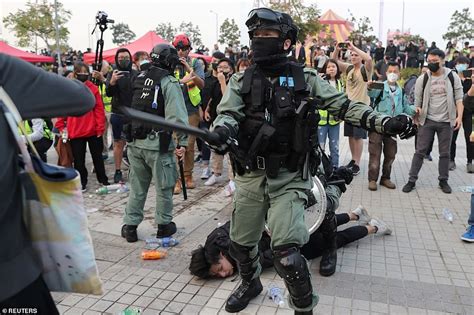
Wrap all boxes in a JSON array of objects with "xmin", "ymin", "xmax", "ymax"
[
  {"xmin": 99, "ymin": 83, "xmax": 112, "ymax": 113},
  {"xmin": 319, "ymin": 79, "xmax": 343, "ymax": 126},
  {"xmin": 174, "ymin": 58, "xmax": 201, "ymax": 106},
  {"xmin": 21, "ymin": 119, "xmax": 53, "ymax": 140}
]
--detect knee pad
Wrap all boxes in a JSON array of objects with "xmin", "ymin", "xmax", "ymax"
[{"xmin": 273, "ymin": 246, "xmax": 313, "ymax": 309}]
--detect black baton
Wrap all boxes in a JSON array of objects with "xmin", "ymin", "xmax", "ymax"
[{"xmin": 177, "ymin": 144, "xmax": 187, "ymax": 200}]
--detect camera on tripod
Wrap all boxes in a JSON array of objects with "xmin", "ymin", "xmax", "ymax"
[
  {"xmin": 96, "ymin": 11, "xmax": 114, "ymax": 27},
  {"xmin": 91, "ymin": 11, "xmax": 114, "ymax": 78}
]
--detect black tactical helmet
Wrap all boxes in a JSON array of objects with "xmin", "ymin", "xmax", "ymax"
[
  {"xmin": 150, "ymin": 43, "xmax": 180, "ymax": 72},
  {"xmin": 246, "ymin": 8, "xmax": 298, "ymax": 46}
]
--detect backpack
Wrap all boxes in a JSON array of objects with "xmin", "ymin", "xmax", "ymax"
[
  {"xmin": 420, "ymin": 71, "xmax": 455, "ymax": 107},
  {"xmin": 403, "ymin": 74, "xmax": 418, "ymax": 105},
  {"xmin": 346, "ymin": 64, "xmax": 368, "ymax": 82}
]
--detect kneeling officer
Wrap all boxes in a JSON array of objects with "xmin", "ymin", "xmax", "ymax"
[{"xmin": 121, "ymin": 44, "xmax": 188, "ymax": 242}]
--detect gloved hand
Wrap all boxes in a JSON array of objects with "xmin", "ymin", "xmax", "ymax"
[
  {"xmin": 384, "ymin": 114, "xmax": 417, "ymax": 139},
  {"xmin": 327, "ymin": 166, "xmax": 353, "ymax": 193},
  {"xmin": 206, "ymin": 125, "xmax": 232, "ymax": 154}
]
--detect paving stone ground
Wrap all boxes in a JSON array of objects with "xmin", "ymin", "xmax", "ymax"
[{"xmin": 51, "ymin": 130, "xmax": 473, "ymax": 314}]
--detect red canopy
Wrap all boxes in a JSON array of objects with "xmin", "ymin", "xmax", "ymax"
[
  {"xmin": 83, "ymin": 31, "xmax": 212, "ymax": 64},
  {"xmin": 0, "ymin": 41, "xmax": 54, "ymax": 63}
]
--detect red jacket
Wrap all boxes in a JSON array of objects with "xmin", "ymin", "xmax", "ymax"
[{"xmin": 55, "ymin": 80, "xmax": 106, "ymax": 139}]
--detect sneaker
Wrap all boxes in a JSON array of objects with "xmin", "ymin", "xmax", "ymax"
[
  {"xmin": 380, "ymin": 178, "xmax": 396, "ymax": 189},
  {"xmin": 449, "ymin": 161, "xmax": 456, "ymax": 171},
  {"xmin": 461, "ymin": 225, "xmax": 474, "ymax": 242},
  {"xmin": 205, "ymin": 174, "xmax": 220, "ymax": 186},
  {"xmin": 351, "ymin": 164, "xmax": 360, "ymax": 176},
  {"xmin": 224, "ymin": 180, "xmax": 236, "ymax": 197},
  {"xmin": 424, "ymin": 154, "xmax": 433, "ymax": 161},
  {"xmin": 467, "ymin": 163, "xmax": 474, "ymax": 173},
  {"xmin": 402, "ymin": 181, "xmax": 415, "ymax": 193},
  {"xmin": 121, "ymin": 225, "xmax": 138, "ymax": 243},
  {"xmin": 368, "ymin": 181, "xmax": 377, "ymax": 191},
  {"xmin": 102, "ymin": 153, "xmax": 109, "ymax": 160},
  {"xmin": 157, "ymin": 222, "xmax": 177, "ymax": 238},
  {"xmin": 81, "ymin": 185, "xmax": 87, "ymax": 193},
  {"xmin": 201, "ymin": 167, "xmax": 211, "ymax": 179},
  {"xmin": 370, "ymin": 218, "xmax": 392, "ymax": 235},
  {"xmin": 114, "ymin": 170, "xmax": 123, "ymax": 184},
  {"xmin": 439, "ymin": 180, "xmax": 452, "ymax": 194},
  {"xmin": 352, "ymin": 205, "xmax": 371, "ymax": 225},
  {"xmin": 346, "ymin": 160, "xmax": 355, "ymax": 169}
]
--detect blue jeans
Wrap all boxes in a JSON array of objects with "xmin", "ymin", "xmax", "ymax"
[
  {"xmin": 469, "ymin": 192, "xmax": 474, "ymax": 226},
  {"xmin": 318, "ymin": 124, "xmax": 340, "ymax": 168}
]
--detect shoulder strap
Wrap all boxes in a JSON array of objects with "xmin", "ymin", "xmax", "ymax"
[
  {"xmin": 372, "ymin": 90, "xmax": 383, "ymax": 110},
  {"xmin": 421, "ymin": 72, "xmax": 429, "ymax": 108},
  {"xmin": 346, "ymin": 64, "xmax": 354, "ymax": 76},
  {"xmin": 361, "ymin": 66, "xmax": 368, "ymax": 82},
  {"xmin": 447, "ymin": 71, "xmax": 455, "ymax": 101}
]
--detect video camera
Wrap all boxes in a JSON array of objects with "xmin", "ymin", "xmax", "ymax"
[
  {"xmin": 96, "ymin": 11, "xmax": 114, "ymax": 27},
  {"xmin": 91, "ymin": 11, "xmax": 114, "ymax": 79}
]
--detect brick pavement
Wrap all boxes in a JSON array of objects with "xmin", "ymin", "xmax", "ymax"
[{"xmin": 52, "ymin": 131, "xmax": 473, "ymax": 314}]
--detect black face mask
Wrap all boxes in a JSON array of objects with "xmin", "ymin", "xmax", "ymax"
[
  {"xmin": 211, "ymin": 62, "xmax": 218, "ymax": 71},
  {"xmin": 118, "ymin": 60, "xmax": 130, "ymax": 69},
  {"xmin": 251, "ymin": 37, "xmax": 288, "ymax": 67},
  {"xmin": 76, "ymin": 74, "xmax": 89, "ymax": 82},
  {"xmin": 140, "ymin": 62, "xmax": 151, "ymax": 71},
  {"xmin": 428, "ymin": 62, "xmax": 440, "ymax": 73}
]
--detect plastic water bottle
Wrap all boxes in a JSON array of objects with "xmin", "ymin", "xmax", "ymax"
[
  {"xmin": 442, "ymin": 208, "xmax": 454, "ymax": 222},
  {"xmin": 95, "ymin": 187, "xmax": 109, "ymax": 195},
  {"xmin": 106, "ymin": 184, "xmax": 122, "ymax": 190},
  {"xmin": 61, "ymin": 128, "xmax": 68, "ymax": 143},
  {"xmin": 146, "ymin": 237, "xmax": 179, "ymax": 248},
  {"xmin": 116, "ymin": 184, "xmax": 129, "ymax": 193},
  {"xmin": 268, "ymin": 283, "xmax": 285, "ymax": 307}
]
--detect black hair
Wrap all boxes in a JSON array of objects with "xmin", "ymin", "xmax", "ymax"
[
  {"xmin": 427, "ymin": 48, "xmax": 445, "ymax": 59},
  {"xmin": 189, "ymin": 246, "xmax": 211, "ymax": 279},
  {"xmin": 212, "ymin": 51, "xmax": 225, "ymax": 59},
  {"xmin": 387, "ymin": 61, "xmax": 400, "ymax": 69},
  {"xmin": 133, "ymin": 51, "xmax": 149, "ymax": 63},
  {"xmin": 217, "ymin": 57, "xmax": 235, "ymax": 72},
  {"xmin": 197, "ymin": 57, "xmax": 209, "ymax": 73},
  {"xmin": 73, "ymin": 61, "xmax": 89, "ymax": 73},
  {"xmin": 236, "ymin": 58, "xmax": 251, "ymax": 71},
  {"xmin": 454, "ymin": 56, "xmax": 470, "ymax": 65},
  {"xmin": 321, "ymin": 58, "xmax": 341, "ymax": 81}
]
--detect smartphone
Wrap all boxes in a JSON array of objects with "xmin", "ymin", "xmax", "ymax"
[
  {"xmin": 370, "ymin": 82, "xmax": 385, "ymax": 90},
  {"xmin": 463, "ymin": 70, "xmax": 472, "ymax": 78},
  {"xmin": 338, "ymin": 43, "xmax": 347, "ymax": 49},
  {"xmin": 118, "ymin": 70, "xmax": 130, "ymax": 77}
]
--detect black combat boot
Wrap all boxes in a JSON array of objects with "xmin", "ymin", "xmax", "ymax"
[
  {"xmin": 225, "ymin": 277, "xmax": 263, "ymax": 313},
  {"xmin": 319, "ymin": 215, "xmax": 338, "ymax": 276},
  {"xmin": 157, "ymin": 221, "xmax": 177, "ymax": 238},
  {"xmin": 295, "ymin": 310, "xmax": 313, "ymax": 315},
  {"xmin": 121, "ymin": 225, "xmax": 138, "ymax": 243}
]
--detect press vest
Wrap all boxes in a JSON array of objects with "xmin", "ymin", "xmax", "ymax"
[
  {"xmin": 319, "ymin": 79, "xmax": 343, "ymax": 126},
  {"xmin": 99, "ymin": 83, "xmax": 112, "ymax": 113},
  {"xmin": 174, "ymin": 58, "xmax": 201, "ymax": 106},
  {"xmin": 21, "ymin": 120, "xmax": 53, "ymax": 140}
]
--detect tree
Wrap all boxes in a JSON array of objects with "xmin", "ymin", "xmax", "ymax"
[
  {"xmin": 219, "ymin": 18, "xmax": 240, "ymax": 47},
  {"xmin": 155, "ymin": 22, "xmax": 176, "ymax": 43},
  {"xmin": 268, "ymin": 0, "xmax": 324, "ymax": 42},
  {"xmin": 3, "ymin": 0, "xmax": 71, "ymax": 51},
  {"xmin": 348, "ymin": 11, "xmax": 378, "ymax": 47},
  {"xmin": 178, "ymin": 22, "xmax": 203, "ymax": 47},
  {"xmin": 111, "ymin": 22, "xmax": 136, "ymax": 46},
  {"xmin": 443, "ymin": 8, "xmax": 474, "ymax": 42}
]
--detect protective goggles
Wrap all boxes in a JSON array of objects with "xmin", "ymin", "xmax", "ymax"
[{"xmin": 246, "ymin": 8, "xmax": 284, "ymax": 30}]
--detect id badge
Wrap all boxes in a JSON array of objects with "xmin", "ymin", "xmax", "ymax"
[{"xmin": 279, "ymin": 76, "xmax": 294, "ymax": 87}]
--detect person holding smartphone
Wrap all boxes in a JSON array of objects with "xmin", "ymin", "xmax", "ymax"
[{"xmin": 366, "ymin": 61, "xmax": 416, "ymax": 191}]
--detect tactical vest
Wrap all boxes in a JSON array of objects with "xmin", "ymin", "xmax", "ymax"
[
  {"xmin": 174, "ymin": 59, "xmax": 201, "ymax": 106},
  {"xmin": 21, "ymin": 119, "xmax": 53, "ymax": 141},
  {"xmin": 232, "ymin": 62, "xmax": 320, "ymax": 178},
  {"xmin": 130, "ymin": 66, "xmax": 172, "ymax": 152}
]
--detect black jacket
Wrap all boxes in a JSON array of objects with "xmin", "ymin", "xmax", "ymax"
[{"xmin": 0, "ymin": 53, "xmax": 95, "ymax": 301}]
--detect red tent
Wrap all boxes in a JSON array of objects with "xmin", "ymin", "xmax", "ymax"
[
  {"xmin": 318, "ymin": 10, "xmax": 354, "ymax": 43},
  {"xmin": 0, "ymin": 41, "xmax": 54, "ymax": 63},
  {"xmin": 83, "ymin": 31, "xmax": 211, "ymax": 64}
]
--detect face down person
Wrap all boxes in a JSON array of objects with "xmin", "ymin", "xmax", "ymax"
[{"xmin": 206, "ymin": 7, "xmax": 417, "ymax": 315}]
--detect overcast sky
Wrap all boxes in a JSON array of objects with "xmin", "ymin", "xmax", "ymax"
[{"xmin": 1, "ymin": 0, "xmax": 472, "ymax": 52}]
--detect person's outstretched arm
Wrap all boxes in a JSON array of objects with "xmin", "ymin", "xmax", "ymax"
[{"xmin": 0, "ymin": 53, "xmax": 95, "ymax": 119}]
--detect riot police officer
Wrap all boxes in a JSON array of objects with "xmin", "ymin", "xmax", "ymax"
[
  {"xmin": 207, "ymin": 8, "xmax": 416, "ymax": 315},
  {"xmin": 121, "ymin": 44, "xmax": 189, "ymax": 242}
]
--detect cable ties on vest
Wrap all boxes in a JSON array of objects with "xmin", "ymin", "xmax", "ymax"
[{"xmin": 152, "ymin": 85, "xmax": 159, "ymax": 109}]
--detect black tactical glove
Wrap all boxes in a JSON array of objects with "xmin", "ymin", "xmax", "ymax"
[
  {"xmin": 327, "ymin": 166, "xmax": 354, "ymax": 193},
  {"xmin": 383, "ymin": 114, "xmax": 417, "ymax": 139},
  {"xmin": 206, "ymin": 124, "xmax": 233, "ymax": 155}
]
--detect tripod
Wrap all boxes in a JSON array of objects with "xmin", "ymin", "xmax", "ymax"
[{"xmin": 91, "ymin": 23, "xmax": 109, "ymax": 85}]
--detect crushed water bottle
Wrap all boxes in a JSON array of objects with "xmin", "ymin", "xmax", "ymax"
[
  {"xmin": 268, "ymin": 283, "xmax": 285, "ymax": 307},
  {"xmin": 442, "ymin": 208, "xmax": 453, "ymax": 222},
  {"xmin": 146, "ymin": 237, "xmax": 179, "ymax": 248}
]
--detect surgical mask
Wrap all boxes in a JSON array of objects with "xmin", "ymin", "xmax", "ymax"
[
  {"xmin": 76, "ymin": 73, "xmax": 89, "ymax": 82},
  {"xmin": 118, "ymin": 59, "xmax": 130, "ymax": 69},
  {"xmin": 427, "ymin": 62, "xmax": 440, "ymax": 73},
  {"xmin": 455, "ymin": 64, "xmax": 468, "ymax": 73},
  {"xmin": 251, "ymin": 37, "xmax": 287, "ymax": 66},
  {"xmin": 387, "ymin": 73, "xmax": 399, "ymax": 83},
  {"xmin": 211, "ymin": 62, "xmax": 218, "ymax": 71}
]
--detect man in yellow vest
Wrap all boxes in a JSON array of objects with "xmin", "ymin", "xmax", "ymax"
[
  {"xmin": 172, "ymin": 34, "xmax": 205, "ymax": 193},
  {"xmin": 92, "ymin": 61, "xmax": 112, "ymax": 159},
  {"xmin": 21, "ymin": 119, "xmax": 53, "ymax": 162}
]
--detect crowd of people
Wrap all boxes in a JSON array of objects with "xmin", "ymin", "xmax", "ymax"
[{"xmin": 1, "ymin": 6, "xmax": 473, "ymax": 314}]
